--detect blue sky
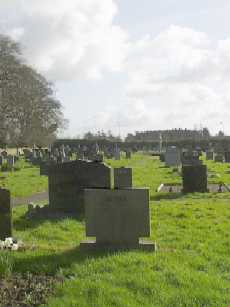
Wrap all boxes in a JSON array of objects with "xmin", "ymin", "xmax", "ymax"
[{"xmin": 1, "ymin": 0, "xmax": 230, "ymax": 137}]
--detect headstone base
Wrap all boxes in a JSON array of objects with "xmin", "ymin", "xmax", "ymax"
[{"xmin": 80, "ymin": 239, "xmax": 156, "ymax": 251}]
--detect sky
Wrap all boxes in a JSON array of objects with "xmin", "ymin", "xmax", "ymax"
[{"xmin": 0, "ymin": 0, "xmax": 230, "ymax": 137}]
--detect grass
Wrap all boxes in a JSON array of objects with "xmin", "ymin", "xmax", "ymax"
[
  {"xmin": 0, "ymin": 159, "xmax": 48, "ymax": 197},
  {"xmin": 1, "ymin": 153, "xmax": 230, "ymax": 306}
]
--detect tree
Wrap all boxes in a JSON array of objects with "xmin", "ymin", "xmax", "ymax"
[{"xmin": 0, "ymin": 34, "xmax": 67, "ymax": 146}]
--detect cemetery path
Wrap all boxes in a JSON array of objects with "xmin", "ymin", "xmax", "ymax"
[{"xmin": 12, "ymin": 191, "xmax": 48, "ymax": 207}]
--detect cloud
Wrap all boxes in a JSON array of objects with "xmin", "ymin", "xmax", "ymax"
[
  {"xmin": 0, "ymin": 0, "xmax": 128, "ymax": 80},
  {"xmin": 118, "ymin": 25, "xmax": 230, "ymax": 134}
]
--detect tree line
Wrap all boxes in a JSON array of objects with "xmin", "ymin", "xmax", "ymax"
[{"xmin": 0, "ymin": 34, "xmax": 66, "ymax": 147}]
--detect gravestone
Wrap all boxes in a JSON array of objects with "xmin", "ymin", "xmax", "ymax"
[
  {"xmin": 165, "ymin": 146, "xmax": 181, "ymax": 167},
  {"xmin": 181, "ymin": 150, "xmax": 202, "ymax": 165},
  {"xmin": 214, "ymin": 153, "xmax": 224, "ymax": 163},
  {"xmin": 182, "ymin": 164, "xmax": 208, "ymax": 193},
  {"xmin": 7, "ymin": 155, "xmax": 15, "ymax": 169},
  {"xmin": 125, "ymin": 150, "xmax": 132, "ymax": 159},
  {"xmin": 114, "ymin": 167, "xmax": 132, "ymax": 189},
  {"xmin": 114, "ymin": 145, "xmax": 121, "ymax": 160},
  {"xmin": 206, "ymin": 151, "xmax": 214, "ymax": 160},
  {"xmin": 1, "ymin": 151, "xmax": 8, "ymax": 158},
  {"xmin": 81, "ymin": 188, "xmax": 155, "ymax": 250},
  {"xmin": 224, "ymin": 152, "xmax": 230, "ymax": 163},
  {"xmin": 159, "ymin": 153, "xmax": 165, "ymax": 162},
  {"xmin": 0, "ymin": 188, "xmax": 12, "ymax": 240},
  {"xmin": 48, "ymin": 160, "xmax": 111, "ymax": 213}
]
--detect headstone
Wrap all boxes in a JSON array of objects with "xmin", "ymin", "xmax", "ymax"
[
  {"xmin": 1, "ymin": 151, "xmax": 8, "ymax": 158},
  {"xmin": 182, "ymin": 165, "xmax": 208, "ymax": 193},
  {"xmin": 81, "ymin": 188, "xmax": 155, "ymax": 250},
  {"xmin": 48, "ymin": 160, "xmax": 111, "ymax": 213},
  {"xmin": 214, "ymin": 153, "xmax": 224, "ymax": 163},
  {"xmin": 206, "ymin": 151, "xmax": 214, "ymax": 160},
  {"xmin": 125, "ymin": 150, "xmax": 132, "ymax": 159},
  {"xmin": 0, "ymin": 188, "xmax": 12, "ymax": 240},
  {"xmin": 181, "ymin": 150, "xmax": 202, "ymax": 165},
  {"xmin": 114, "ymin": 167, "xmax": 132, "ymax": 189},
  {"xmin": 224, "ymin": 152, "xmax": 230, "ymax": 163},
  {"xmin": 7, "ymin": 155, "xmax": 15, "ymax": 169},
  {"xmin": 159, "ymin": 153, "xmax": 165, "ymax": 162},
  {"xmin": 114, "ymin": 145, "xmax": 121, "ymax": 160},
  {"xmin": 165, "ymin": 146, "xmax": 181, "ymax": 167}
]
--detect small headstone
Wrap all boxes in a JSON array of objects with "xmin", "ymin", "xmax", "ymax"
[
  {"xmin": 125, "ymin": 150, "xmax": 132, "ymax": 159},
  {"xmin": 224, "ymin": 152, "xmax": 230, "ymax": 163},
  {"xmin": 114, "ymin": 167, "xmax": 132, "ymax": 189},
  {"xmin": 0, "ymin": 188, "xmax": 12, "ymax": 240},
  {"xmin": 165, "ymin": 146, "xmax": 181, "ymax": 167},
  {"xmin": 206, "ymin": 151, "xmax": 214, "ymax": 160},
  {"xmin": 214, "ymin": 153, "xmax": 224, "ymax": 163}
]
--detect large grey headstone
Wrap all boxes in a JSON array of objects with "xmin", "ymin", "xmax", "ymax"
[
  {"xmin": 48, "ymin": 160, "xmax": 111, "ymax": 213},
  {"xmin": 81, "ymin": 188, "xmax": 155, "ymax": 250},
  {"xmin": 0, "ymin": 188, "xmax": 12, "ymax": 240}
]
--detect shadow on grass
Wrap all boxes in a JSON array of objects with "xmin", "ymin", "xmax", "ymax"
[
  {"xmin": 14, "ymin": 246, "xmax": 121, "ymax": 275},
  {"xmin": 151, "ymin": 192, "xmax": 184, "ymax": 201},
  {"xmin": 14, "ymin": 209, "xmax": 85, "ymax": 231}
]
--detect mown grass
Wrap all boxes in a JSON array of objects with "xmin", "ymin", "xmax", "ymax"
[
  {"xmin": 0, "ymin": 159, "xmax": 48, "ymax": 197},
  {"xmin": 1, "ymin": 153, "xmax": 230, "ymax": 306}
]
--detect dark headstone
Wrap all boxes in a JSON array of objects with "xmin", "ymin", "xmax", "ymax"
[
  {"xmin": 182, "ymin": 165, "xmax": 208, "ymax": 193},
  {"xmin": 48, "ymin": 160, "xmax": 111, "ymax": 213},
  {"xmin": 224, "ymin": 152, "xmax": 230, "ymax": 163},
  {"xmin": 0, "ymin": 188, "xmax": 12, "ymax": 240},
  {"xmin": 114, "ymin": 167, "xmax": 132, "ymax": 189}
]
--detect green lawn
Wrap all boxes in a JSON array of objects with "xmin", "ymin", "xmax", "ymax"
[
  {"xmin": 1, "ymin": 154, "xmax": 230, "ymax": 306},
  {"xmin": 0, "ymin": 159, "xmax": 48, "ymax": 197}
]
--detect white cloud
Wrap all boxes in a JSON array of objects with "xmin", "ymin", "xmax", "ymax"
[
  {"xmin": 116, "ymin": 25, "xmax": 230, "ymax": 134},
  {"xmin": 0, "ymin": 0, "xmax": 128, "ymax": 80}
]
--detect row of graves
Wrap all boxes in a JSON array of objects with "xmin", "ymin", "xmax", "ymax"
[
  {"xmin": 0, "ymin": 150, "xmax": 19, "ymax": 171},
  {"xmin": 158, "ymin": 146, "xmax": 229, "ymax": 193},
  {"xmin": 206, "ymin": 149, "xmax": 230, "ymax": 163},
  {"xmin": 73, "ymin": 144, "xmax": 131, "ymax": 161},
  {"xmin": 1, "ymin": 159, "xmax": 155, "ymax": 251},
  {"xmin": 23, "ymin": 144, "xmax": 132, "ymax": 177}
]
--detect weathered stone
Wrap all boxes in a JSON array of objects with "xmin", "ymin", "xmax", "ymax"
[
  {"xmin": 48, "ymin": 160, "xmax": 111, "ymax": 213},
  {"xmin": 224, "ymin": 152, "xmax": 230, "ymax": 163},
  {"xmin": 181, "ymin": 150, "xmax": 202, "ymax": 166},
  {"xmin": 0, "ymin": 188, "xmax": 12, "ymax": 240},
  {"xmin": 206, "ymin": 151, "xmax": 214, "ymax": 160},
  {"xmin": 165, "ymin": 146, "xmax": 181, "ymax": 167},
  {"xmin": 114, "ymin": 167, "xmax": 132, "ymax": 189},
  {"xmin": 125, "ymin": 150, "xmax": 132, "ymax": 159},
  {"xmin": 214, "ymin": 154, "xmax": 224, "ymax": 163},
  {"xmin": 182, "ymin": 165, "xmax": 207, "ymax": 193},
  {"xmin": 81, "ymin": 188, "xmax": 155, "ymax": 250}
]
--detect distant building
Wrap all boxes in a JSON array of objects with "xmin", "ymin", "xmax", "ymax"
[{"xmin": 125, "ymin": 128, "xmax": 210, "ymax": 142}]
